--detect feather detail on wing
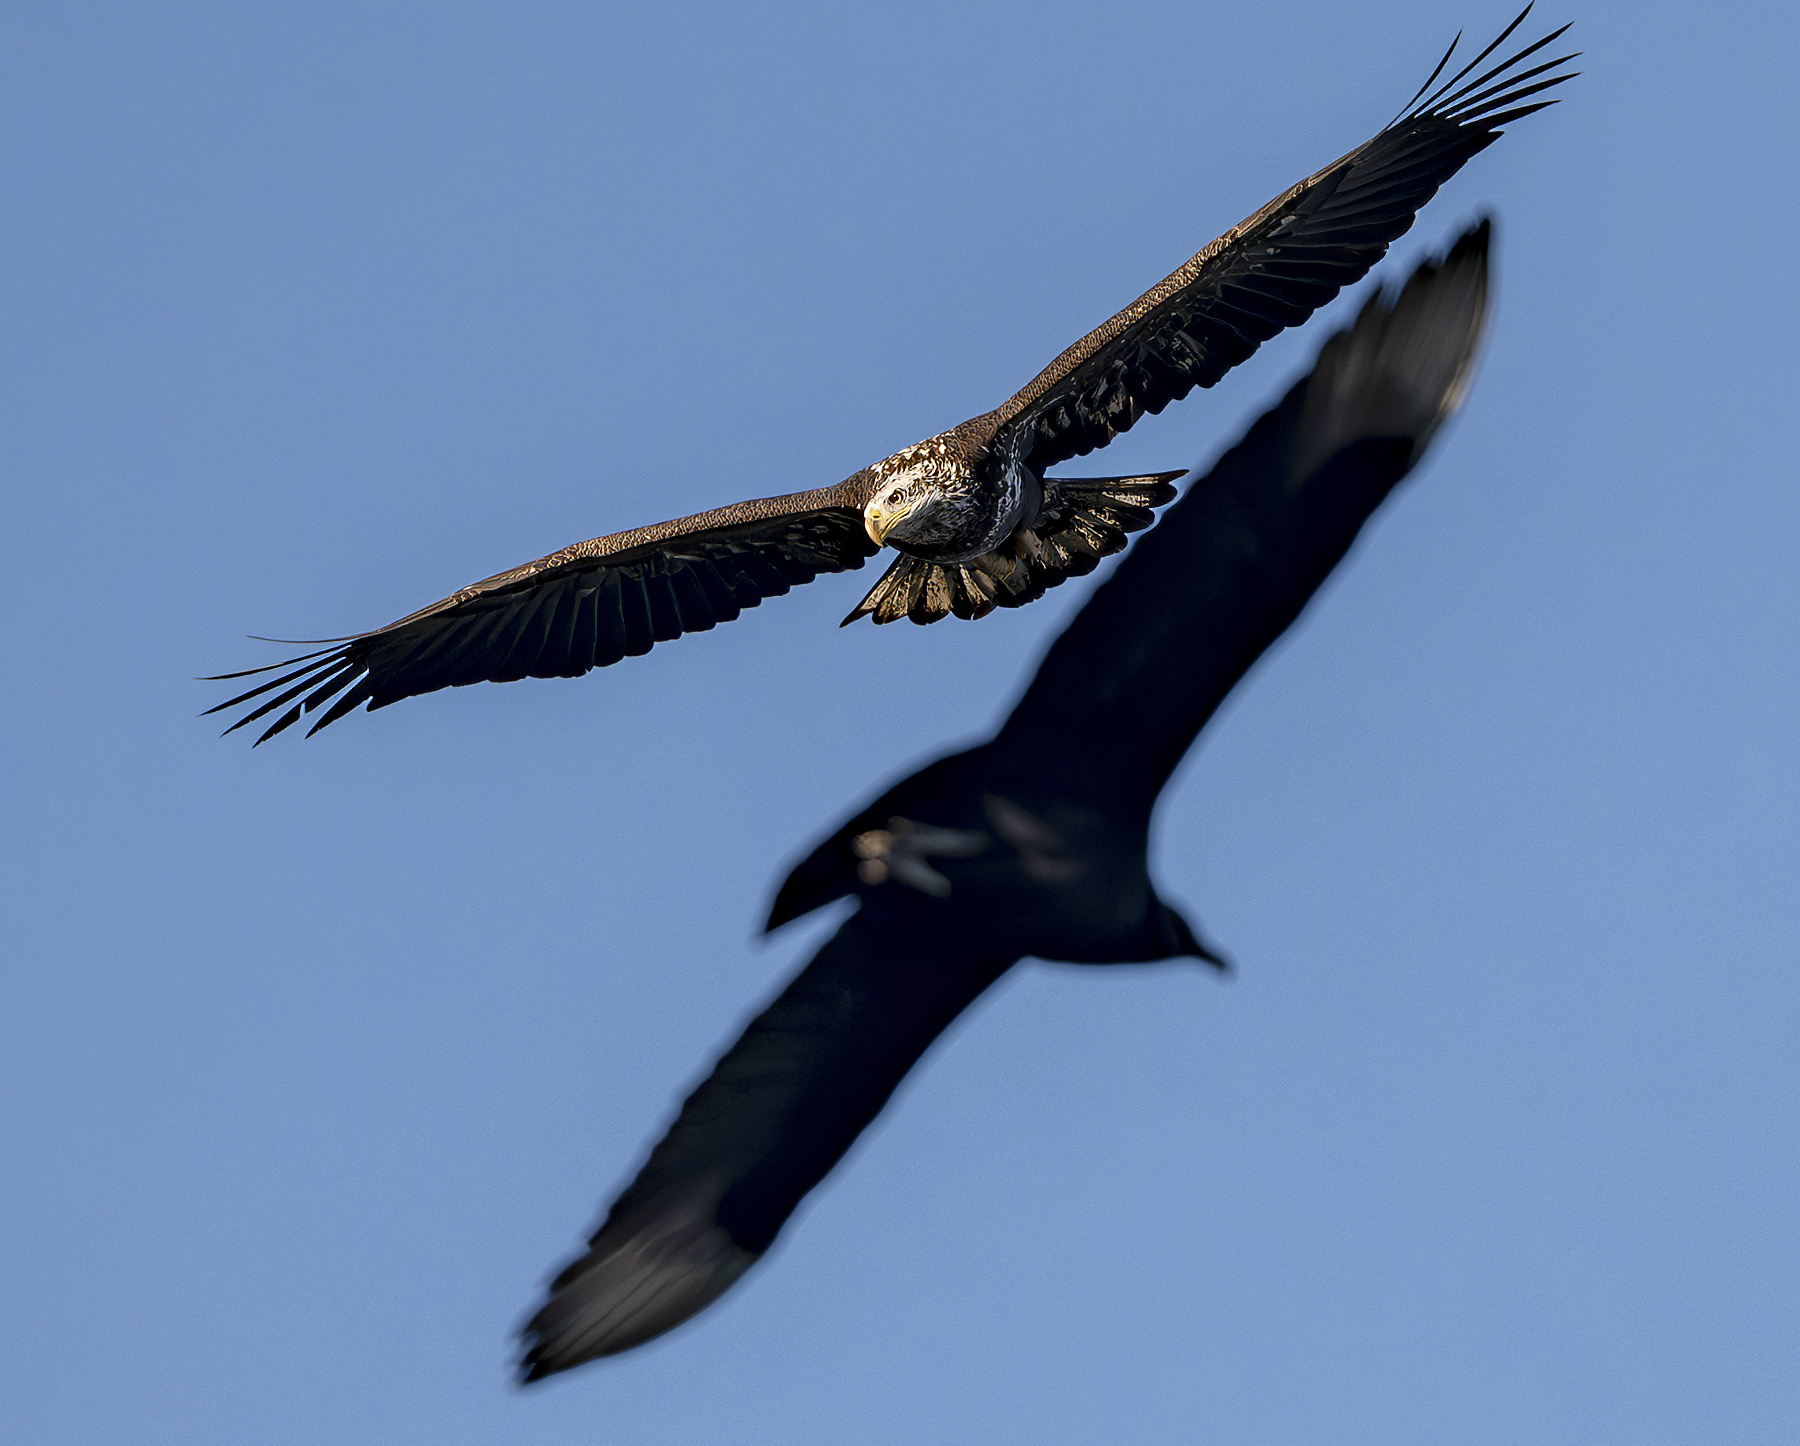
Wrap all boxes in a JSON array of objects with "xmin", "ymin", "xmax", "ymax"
[
  {"xmin": 991, "ymin": 5, "xmax": 1574, "ymax": 472},
  {"xmin": 204, "ymin": 490, "xmax": 875, "ymax": 743},
  {"xmin": 841, "ymin": 471, "xmax": 1184, "ymax": 626},
  {"xmin": 519, "ymin": 1189, "xmax": 756, "ymax": 1374}
]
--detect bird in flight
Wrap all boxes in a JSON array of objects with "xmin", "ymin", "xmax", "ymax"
[
  {"xmin": 207, "ymin": 7, "xmax": 1572, "ymax": 744},
  {"xmin": 517, "ymin": 216, "xmax": 1499, "ymax": 1377}
]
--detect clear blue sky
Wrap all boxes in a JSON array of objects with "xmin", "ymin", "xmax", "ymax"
[{"xmin": 3, "ymin": 2, "xmax": 1796, "ymax": 1441}]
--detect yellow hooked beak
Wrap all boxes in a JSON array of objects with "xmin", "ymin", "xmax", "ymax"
[{"xmin": 864, "ymin": 504, "xmax": 898, "ymax": 547}]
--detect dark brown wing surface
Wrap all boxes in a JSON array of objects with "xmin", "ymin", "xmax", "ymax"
[
  {"xmin": 992, "ymin": 5, "xmax": 1572, "ymax": 473},
  {"xmin": 843, "ymin": 471, "xmax": 1184, "ymax": 626},
  {"xmin": 205, "ymin": 488, "xmax": 875, "ymax": 743}
]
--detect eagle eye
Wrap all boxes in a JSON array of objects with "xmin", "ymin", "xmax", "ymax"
[{"xmin": 885, "ymin": 489, "xmax": 905, "ymax": 507}]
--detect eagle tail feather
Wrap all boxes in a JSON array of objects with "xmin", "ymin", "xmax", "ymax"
[
  {"xmin": 991, "ymin": 471, "xmax": 1185, "ymax": 610},
  {"xmin": 840, "ymin": 471, "xmax": 1184, "ymax": 627}
]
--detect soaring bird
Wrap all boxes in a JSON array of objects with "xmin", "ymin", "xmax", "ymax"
[
  {"xmin": 207, "ymin": 10, "xmax": 1571, "ymax": 744},
  {"xmin": 517, "ymin": 218, "xmax": 1496, "ymax": 1377}
]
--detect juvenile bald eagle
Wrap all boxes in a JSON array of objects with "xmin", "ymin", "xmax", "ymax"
[{"xmin": 208, "ymin": 8, "xmax": 1572, "ymax": 744}]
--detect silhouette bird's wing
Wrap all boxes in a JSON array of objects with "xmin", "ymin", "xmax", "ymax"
[
  {"xmin": 990, "ymin": 6, "xmax": 1566, "ymax": 473},
  {"xmin": 518, "ymin": 908, "xmax": 1019, "ymax": 1376},
  {"xmin": 203, "ymin": 490, "xmax": 875, "ymax": 744},
  {"xmin": 990, "ymin": 218, "xmax": 1493, "ymax": 816},
  {"xmin": 518, "ymin": 219, "xmax": 1494, "ymax": 1378}
]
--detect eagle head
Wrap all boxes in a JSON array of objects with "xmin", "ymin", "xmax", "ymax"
[{"xmin": 862, "ymin": 476, "xmax": 942, "ymax": 547}]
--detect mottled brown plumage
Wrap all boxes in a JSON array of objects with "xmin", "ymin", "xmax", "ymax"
[{"xmin": 207, "ymin": 8, "xmax": 1572, "ymax": 743}]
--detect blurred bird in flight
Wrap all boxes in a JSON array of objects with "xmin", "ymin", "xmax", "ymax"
[{"xmin": 519, "ymin": 216, "xmax": 1500, "ymax": 1377}]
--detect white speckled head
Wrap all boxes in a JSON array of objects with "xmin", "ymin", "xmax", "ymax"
[{"xmin": 862, "ymin": 472, "xmax": 942, "ymax": 546}]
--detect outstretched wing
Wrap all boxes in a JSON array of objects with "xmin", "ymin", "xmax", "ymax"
[
  {"xmin": 993, "ymin": 218, "xmax": 1495, "ymax": 816},
  {"xmin": 518, "ymin": 904, "xmax": 1020, "ymax": 1378},
  {"xmin": 205, "ymin": 488, "xmax": 875, "ymax": 744},
  {"xmin": 843, "ymin": 471, "xmax": 1184, "ymax": 626},
  {"xmin": 992, "ymin": 5, "xmax": 1572, "ymax": 472}
]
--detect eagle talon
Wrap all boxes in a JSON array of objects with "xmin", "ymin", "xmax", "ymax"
[{"xmin": 850, "ymin": 817, "xmax": 990, "ymax": 898}]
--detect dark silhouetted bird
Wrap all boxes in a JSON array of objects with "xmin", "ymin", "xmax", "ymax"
[
  {"xmin": 517, "ymin": 217, "xmax": 1495, "ymax": 1378},
  {"xmin": 207, "ymin": 10, "xmax": 1570, "ymax": 744}
]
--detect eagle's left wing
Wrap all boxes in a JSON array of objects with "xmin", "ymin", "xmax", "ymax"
[{"xmin": 990, "ymin": 7, "xmax": 1571, "ymax": 473}]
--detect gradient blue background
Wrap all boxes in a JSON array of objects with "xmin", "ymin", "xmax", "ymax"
[{"xmin": 4, "ymin": 2, "xmax": 1796, "ymax": 1440}]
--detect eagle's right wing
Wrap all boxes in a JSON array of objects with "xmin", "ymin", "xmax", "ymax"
[{"xmin": 205, "ymin": 487, "xmax": 877, "ymax": 744}]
